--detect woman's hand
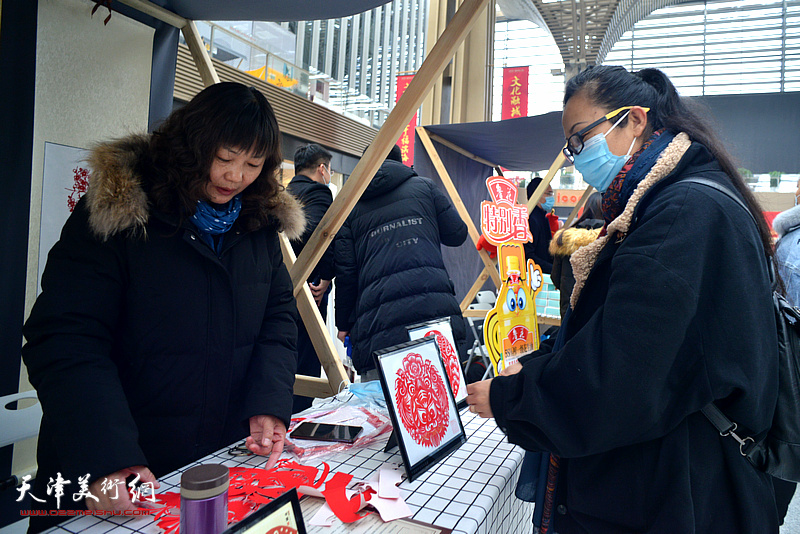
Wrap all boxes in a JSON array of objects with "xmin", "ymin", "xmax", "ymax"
[
  {"xmin": 466, "ymin": 379, "xmax": 494, "ymax": 418},
  {"xmin": 86, "ymin": 466, "xmax": 159, "ymax": 512},
  {"xmin": 247, "ymin": 415, "xmax": 286, "ymax": 469}
]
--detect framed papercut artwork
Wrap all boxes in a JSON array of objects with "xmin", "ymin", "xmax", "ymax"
[
  {"xmin": 406, "ymin": 317, "xmax": 468, "ymax": 409},
  {"xmin": 222, "ymin": 488, "xmax": 306, "ymax": 534},
  {"xmin": 374, "ymin": 337, "xmax": 466, "ymax": 481}
]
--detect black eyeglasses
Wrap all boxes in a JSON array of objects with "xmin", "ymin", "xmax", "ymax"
[{"xmin": 562, "ymin": 106, "xmax": 649, "ymax": 163}]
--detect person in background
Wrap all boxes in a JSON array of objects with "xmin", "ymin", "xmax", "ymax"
[
  {"xmin": 524, "ymin": 177, "xmax": 554, "ymax": 274},
  {"xmin": 467, "ymin": 65, "xmax": 780, "ymax": 532},
  {"xmin": 286, "ymin": 144, "xmax": 335, "ymax": 413},
  {"xmin": 22, "ymin": 82, "xmax": 304, "ymax": 532},
  {"xmin": 548, "ymin": 192, "xmax": 603, "ymax": 318},
  {"xmin": 770, "ymin": 177, "xmax": 800, "ymax": 522},
  {"xmin": 774, "ymin": 178, "xmax": 800, "ymax": 306},
  {"xmin": 334, "ymin": 145, "xmax": 468, "ymax": 381}
]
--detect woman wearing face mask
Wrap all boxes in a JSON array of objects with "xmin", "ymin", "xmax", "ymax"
[
  {"xmin": 524, "ymin": 177, "xmax": 555, "ymax": 274},
  {"xmin": 467, "ymin": 66, "xmax": 781, "ymax": 532},
  {"xmin": 22, "ymin": 82, "xmax": 305, "ymax": 532}
]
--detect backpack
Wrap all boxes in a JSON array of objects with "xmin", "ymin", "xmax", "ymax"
[{"xmin": 684, "ymin": 177, "xmax": 800, "ymax": 483}]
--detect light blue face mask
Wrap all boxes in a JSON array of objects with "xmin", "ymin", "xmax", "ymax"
[
  {"xmin": 542, "ymin": 196, "xmax": 555, "ymax": 212},
  {"xmin": 573, "ymin": 110, "xmax": 638, "ymax": 193}
]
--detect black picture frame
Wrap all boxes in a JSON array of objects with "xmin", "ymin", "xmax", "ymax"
[
  {"xmin": 222, "ymin": 488, "xmax": 306, "ymax": 534},
  {"xmin": 406, "ymin": 316, "xmax": 469, "ymax": 410},
  {"xmin": 374, "ymin": 337, "xmax": 466, "ymax": 482}
]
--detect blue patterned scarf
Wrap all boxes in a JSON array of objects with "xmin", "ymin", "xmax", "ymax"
[{"xmin": 190, "ymin": 195, "xmax": 242, "ymax": 253}]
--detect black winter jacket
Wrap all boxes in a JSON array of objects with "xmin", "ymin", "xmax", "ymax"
[
  {"xmin": 22, "ymin": 136, "xmax": 304, "ymax": 525},
  {"xmin": 334, "ymin": 161, "xmax": 468, "ymax": 372},
  {"xmin": 524, "ymin": 205, "xmax": 553, "ymax": 274},
  {"xmin": 286, "ymin": 174, "xmax": 334, "ymax": 281},
  {"xmin": 490, "ymin": 138, "xmax": 780, "ymax": 532}
]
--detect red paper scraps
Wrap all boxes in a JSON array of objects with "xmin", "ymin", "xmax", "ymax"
[
  {"xmin": 320, "ymin": 472, "xmax": 373, "ymax": 523},
  {"xmin": 149, "ymin": 459, "xmax": 378, "ymax": 533}
]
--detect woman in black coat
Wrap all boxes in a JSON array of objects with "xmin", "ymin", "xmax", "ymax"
[
  {"xmin": 22, "ymin": 83, "xmax": 305, "ymax": 531},
  {"xmin": 467, "ymin": 66, "xmax": 780, "ymax": 532}
]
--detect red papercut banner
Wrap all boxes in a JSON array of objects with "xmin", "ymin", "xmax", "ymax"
[
  {"xmin": 395, "ymin": 74, "xmax": 417, "ymax": 166},
  {"xmin": 501, "ymin": 66, "xmax": 528, "ymax": 120},
  {"xmin": 480, "ymin": 176, "xmax": 532, "ymax": 244}
]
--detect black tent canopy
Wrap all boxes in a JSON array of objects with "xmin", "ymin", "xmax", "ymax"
[{"xmin": 423, "ymin": 111, "xmax": 566, "ymax": 172}]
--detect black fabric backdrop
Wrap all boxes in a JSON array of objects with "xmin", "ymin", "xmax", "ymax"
[{"xmin": 413, "ymin": 138, "xmax": 495, "ymax": 303}]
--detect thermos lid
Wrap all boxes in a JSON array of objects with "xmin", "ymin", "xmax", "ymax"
[{"xmin": 181, "ymin": 464, "xmax": 229, "ymax": 498}]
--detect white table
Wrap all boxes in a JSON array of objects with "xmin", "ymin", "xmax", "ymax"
[{"xmin": 45, "ymin": 411, "xmax": 532, "ymax": 534}]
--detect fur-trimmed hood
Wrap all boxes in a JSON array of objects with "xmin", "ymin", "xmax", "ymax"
[
  {"xmin": 569, "ymin": 133, "xmax": 693, "ymax": 308},
  {"xmin": 773, "ymin": 204, "xmax": 800, "ymax": 238},
  {"xmin": 549, "ymin": 224, "xmax": 603, "ymax": 257},
  {"xmin": 84, "ymin": 135, "xmax": 305, "ymax": 241}
]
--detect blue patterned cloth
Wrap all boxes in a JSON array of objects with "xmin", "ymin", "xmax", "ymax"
[{"xmin": 190, "ymin": 195, "xmax": 242, "ymax": 253}]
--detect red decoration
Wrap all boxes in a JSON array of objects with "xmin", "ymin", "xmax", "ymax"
[
  {"xmin": 67, "ymin": 167, "xmax": 90, "ymax": 212},
  {"xmin": 395, "ymin": 74, "xmax": 417, "ymax": 166},
  {"xmin": 501, "ymin": 67, "xmax": 529, "ymax": 120},
  {"xmin": 394, "ymin": 353, "xmax": 450, "ymax": 447},
  {"xmin": 481, "ymin": 176, "xmax": 532, "ymax": 245},
  {"xmin": 150, "ymin": 460, "xmax": 342, "ymax": 534},
  {"xmin": 424, "ymin": 329, "xmax": 460, "ymax": 397},
  {"xmin": 320, "ymin": 472, "xmax": 373, "ymax": 523}
]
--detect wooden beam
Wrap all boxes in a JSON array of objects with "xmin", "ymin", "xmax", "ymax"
[
  {"xmin": 115, "ymin": 0, "xmax": 186, "ymax": 28},
  {"xmin": 460, "ymin": 267, "xmax": 492, "ymax": 311},
  {"xmin": 289, "ymin": 0, "xmax": 492, "ymax": 294},
  {"xmin": 563, "ymin": 185, "xmax": 594, "ymax": 227},
  {"xmin": 279, "ymin": 233, "xmax": 349, "ymax": 398},
  {"xmin": 294, "ymin": 376, "xmax": 335, "ymax": 398},
  {"xmin": 182, "ymin": 21, "xmax": 220, "ymax": 86},
  {"xmin": 427, "ymin": 131, "xmax": 499, "ymax": 168},
  {"xmin": 527, "ymin": 152, "xmax": 566, "ymax": 212},
  {"xmin": 417, "ymin": 126, "xmax": 501, "ymax": 288}
]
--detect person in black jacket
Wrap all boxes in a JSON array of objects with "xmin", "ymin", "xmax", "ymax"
[
  {"xmin": 523, "ymin": 177, "xmax": 554, "ymax": 274},
  {"xmin": 467, "ymin": 66, "xmax": 781, "ymax": 532},
  {"xmin": 334, "ymin": 146, "xmax": 468, "ymax": 380},
  {"xmin": 286, "ymin": 144, "xmax": 335, "ymax": 412},
  {"xmin": 548, "ymin": 192, "xmax": 603, "ymax": 318},
  {"xmin": 22, "ymin": 83, "xmax": 305, "ymax": 532}
]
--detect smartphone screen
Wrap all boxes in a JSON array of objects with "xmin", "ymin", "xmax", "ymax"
[{"xmin": 290, "ymin": 422, "xmax": 364, "ymax": 443}]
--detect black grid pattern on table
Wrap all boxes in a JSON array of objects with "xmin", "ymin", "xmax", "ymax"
[{"xmin": 45, "ymin": 412, "xmax": 532, "ymax": 534}]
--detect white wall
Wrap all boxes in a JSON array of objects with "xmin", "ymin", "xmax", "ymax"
[{"xmin": 16, "ymin": 0, "xmax": 153, "ymax": 480}]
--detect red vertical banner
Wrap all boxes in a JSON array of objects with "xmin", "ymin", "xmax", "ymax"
[
  {"xmin": 501, "ymin": 66, "xmax": 529, "ymax": 120},
  {"xmin": 395, "ymin": 74, "xmax": 417, "ymax": 166}
]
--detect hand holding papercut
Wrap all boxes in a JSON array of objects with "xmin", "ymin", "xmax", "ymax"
[{"xmin": 246, "ymin": 414, "xmax": 286, "ymax": 469}]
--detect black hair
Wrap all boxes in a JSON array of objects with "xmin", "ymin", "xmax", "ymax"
[
  {"xmin": 387, "ymin": 144, "xmax": 403, "ymax": 163},
  {"xmin": 527, "ymin": 177, "xmax": 543, "ymax": 200},
  {"xmin": 147, "ymin": 82, "xmax": 282, "ymax": 230},
  {"xmin": 294, "ymin": 143, "xmax": 332, "ymax": 175},
  {"xmin": 574, "ymin": 192, "xmax": 603, "ymax": 226},
  {"xmin": 363, "ymin": 144, "xmax": 404, "ymax": 163},
  {"xmin": 564, "ymin": 65, "xmax": 778, "ymax": 288}
]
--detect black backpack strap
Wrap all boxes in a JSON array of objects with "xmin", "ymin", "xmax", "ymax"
[
  {"xmin": 681, "ymin": 177, "xmax": 765, "ymax": 455},
  {"xmin": 681, "ymin": 177, "xmax": 776, "ymax": 287}
]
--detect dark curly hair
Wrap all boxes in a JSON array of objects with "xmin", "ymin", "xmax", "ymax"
[{"xmin": 144, "ymin": 82, "xmax": 283, "ymax": 231}]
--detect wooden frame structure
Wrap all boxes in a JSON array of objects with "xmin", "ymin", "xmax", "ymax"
[
  {"xmin": 119, "ymin": 0, "xmax": 500, "ymax": 398},
  {"xmin": 415, "ymin": 133, "xmax": 594, "ymax": 327}
]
